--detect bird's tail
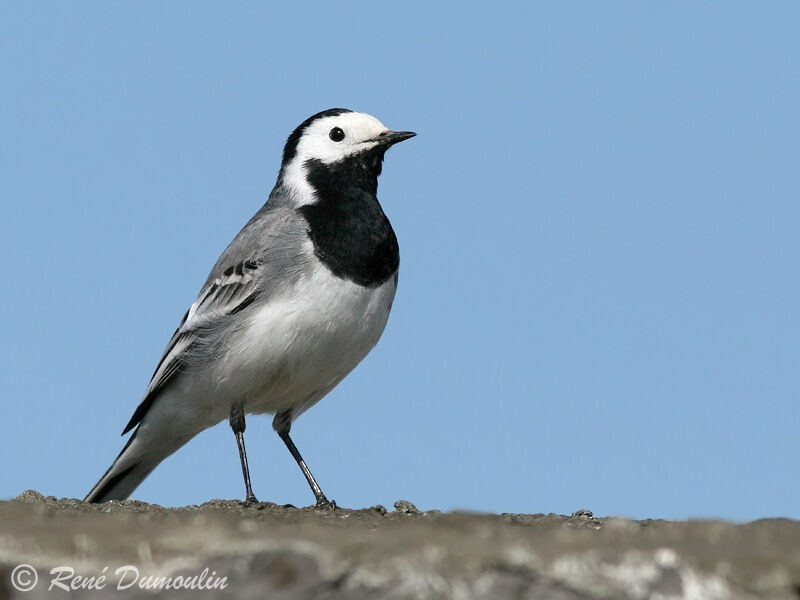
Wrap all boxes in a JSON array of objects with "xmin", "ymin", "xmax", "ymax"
[
  {"xmin": 84, "ymin": 431, "xmax": 161, "ymax": 503},
  {"xmin": 85, "ymin": 410, "xmax": 205, "ymax": 503}
]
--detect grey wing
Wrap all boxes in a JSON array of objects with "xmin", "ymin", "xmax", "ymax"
[
  {"xmin": 121, "ymin": 258, "xmax": 261, "ymax": 434},
  {"xmin": 121, "ymin": 206, "xmax": 311, "ymax": 435}
]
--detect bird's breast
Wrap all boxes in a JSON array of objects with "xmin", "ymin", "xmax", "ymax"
[
  {"xmin": 215, "ymin": 257, "xmax": 398, "ymax": 415},
  {"xmin": 297, "ymin": 183, "xmax": 399, "ymax": 288}
]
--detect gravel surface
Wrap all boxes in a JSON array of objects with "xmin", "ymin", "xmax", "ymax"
[{"xmin": 1, "ymin": 491, "xmax": 798, "ymax": 599}]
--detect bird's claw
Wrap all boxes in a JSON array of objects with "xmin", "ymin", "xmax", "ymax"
[{"xmin": 314, "ymin": 497, "xmax": 337, "ymax": 510}]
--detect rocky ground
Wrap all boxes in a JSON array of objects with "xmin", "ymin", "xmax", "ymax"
[{"xmin": 0, "ymin": 491, "xmax": 798, "ymax": 599}]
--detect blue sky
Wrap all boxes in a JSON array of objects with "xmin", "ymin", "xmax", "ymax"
[{"xmin": 1, "ymin": 2, "xmax": 798, "ymax": 521}]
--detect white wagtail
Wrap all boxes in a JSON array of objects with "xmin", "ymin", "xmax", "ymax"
[{"xmin": 85, "ymin": 109, "xmax": 415, "ymax": 507}]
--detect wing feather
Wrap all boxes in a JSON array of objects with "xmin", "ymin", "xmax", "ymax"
[{"xmin": 121, "ymin": 259, "xmax": 260, "ymax": 434}]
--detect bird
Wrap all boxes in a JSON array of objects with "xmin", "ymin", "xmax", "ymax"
[{"xmin": 84, "ymin": 108, "xmax": 415, "ymax": 507}]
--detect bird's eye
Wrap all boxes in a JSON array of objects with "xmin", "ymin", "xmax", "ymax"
[{"xmin": 329, "ymin": 127, "xmax": 345, "ymax": 142}]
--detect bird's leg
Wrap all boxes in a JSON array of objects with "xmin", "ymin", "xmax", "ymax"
[
  {"xmin": 230, "ymin": 403, "xmax": 258, "ymax": 505},
  {"xmin": 273, "ymin": 410, "xmax": 336, "ymax": 510}
]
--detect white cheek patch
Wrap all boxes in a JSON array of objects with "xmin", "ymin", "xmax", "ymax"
[
  {"xmin": 278, "ymin": 111, "xmax": 389, "ymax": 204},
  {"xmin": 296, "ymin": 112, "xmax": 387, "ymax": 165},
  {"xmin": 280, "ymin": 158, "xmax": 317, "ymax": 205}
]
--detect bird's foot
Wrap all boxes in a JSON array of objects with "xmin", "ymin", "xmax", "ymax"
[
  {"xmin": 314, "ymin": 497, "xmax": 337, "ymax": 511},
  {"xmin": 241, "ymin": 495, "xmax": 260, "ymax": 507}
]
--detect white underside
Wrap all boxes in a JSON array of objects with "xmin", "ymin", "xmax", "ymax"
[
  {"xmin": 218, "ymin": 258, "xmax": 396, "ymax": 419},
  {"xmin": 135, "ymin": 256, "xmax": 397, "ymax": 453}
]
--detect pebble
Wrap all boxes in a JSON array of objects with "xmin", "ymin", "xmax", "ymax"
[{"xmin": 393, "ymin": 500, "xmax": 419, "ymax": 514}]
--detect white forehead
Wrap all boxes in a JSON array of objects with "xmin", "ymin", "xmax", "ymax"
[{"xmin": 294, "ymin": 111, "xmax": 389, "ymax": 164}]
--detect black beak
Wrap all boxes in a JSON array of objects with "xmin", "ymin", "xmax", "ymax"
[{"xmin": 375, "ymin": 130, "xmax": 417, "ymax": 146}]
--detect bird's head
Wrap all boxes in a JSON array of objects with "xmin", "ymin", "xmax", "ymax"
[{"xmin": 277, "ymin": 109, "xmax": 415, "ymax": 201}]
